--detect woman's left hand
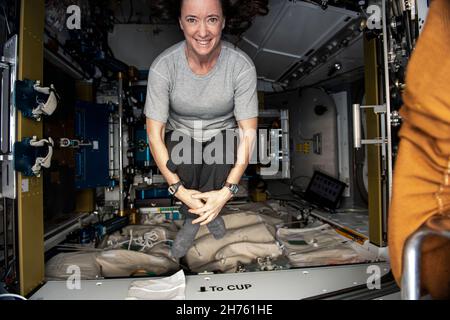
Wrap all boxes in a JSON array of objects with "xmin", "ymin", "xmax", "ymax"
[{"xmin": 189, "ymin": 188, "xmax": 233, "ymax": 225}]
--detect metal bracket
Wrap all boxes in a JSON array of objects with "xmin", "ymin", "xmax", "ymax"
[
  {"xmin": 353, "ymin": 103, "xmax": 387, "ymax": 149},
  {"xmin": 259, "ymin": 109, "xmax": 290, "ymax": 179},
  {"xmin": 1, "ymin": 35, "xmax": 18, "ymax": 199},
  {"xmin": 1, "ymin": 56, "xmax": 15, "ymax": 65},
  {"xmin": 59, "ymin": 137, "xmax": 92, "ymax": 149}
]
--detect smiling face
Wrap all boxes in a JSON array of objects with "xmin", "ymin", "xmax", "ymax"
[{"xmin": 179, "ymin": 0, "xmax": 226, "ymax": 59}]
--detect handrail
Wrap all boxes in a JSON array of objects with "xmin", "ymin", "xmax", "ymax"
[{"xmin": 401, "ymin": 214, "xmax": 450, "ymax": 300}]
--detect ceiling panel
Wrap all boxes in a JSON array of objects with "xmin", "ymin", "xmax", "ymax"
[
  {"xmin": 238, "ymin": 0, "xmax": 361, "ymax": 83},
  {"xmin": 254, "ymin": 51, "xmax": 297, "ymax": 81},
  {"xmin": 241, "ymin": 0, "xmax": 287, "ymax": 49},
  {"xmin": 235, "ymin": 39, "xmax": 258, "ymax": 60},
  {"xmin": 262, "ymin": 4, "xmax": 351, "ymax": 56}
]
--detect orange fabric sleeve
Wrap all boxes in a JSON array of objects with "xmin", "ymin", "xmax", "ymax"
[{"xmin": 388, "ymin": 0, "xmax": 450, "ymax": 299}]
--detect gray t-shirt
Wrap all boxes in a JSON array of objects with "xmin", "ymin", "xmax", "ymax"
[{"xmin": 144, "ymin": 40, "xmax": 258, "ymax": 142}]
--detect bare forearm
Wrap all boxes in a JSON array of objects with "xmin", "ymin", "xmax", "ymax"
[
  {"xmin": 146, "ymin": 119, "xmax": 180, "ymax": 185},
  {"xmin": 149, "ymin": 139, "xmax": 180, "ymax": 185},
  {"xmin": 226, "ymin": 164, "xmax": 247, "ymax": 185},
  {"xmin": 226, "ymin": 120, "xmax": 257, "ymax": 184}
]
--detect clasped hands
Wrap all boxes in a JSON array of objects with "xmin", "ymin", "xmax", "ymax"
[{"xmin": 175, "ymin": 186, "xmax": 232, "ymax": 225}]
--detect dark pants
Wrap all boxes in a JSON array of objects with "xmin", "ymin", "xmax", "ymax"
[{"xmin": 165, "ymin": 129, "xmax": 236, "ymax": 232}]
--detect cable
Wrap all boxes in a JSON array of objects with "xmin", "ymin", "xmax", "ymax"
[
  {"xmin": 266, "ymin": 188, "xmax": 302, "ymax": 201},
  {"xmin": 128, "ymin": 0, "xmax": 134, "ymax": 24},
  {"xmin": 113, "ymin": 230, "xmax": 174, "ymax": 252},
  {"xmin": 127, "ymin": 229, "xmax": 133, "ymax": 250},
  {"xmin": 1, "ymin": 5, "xmax": 11, "ymax": 36},
  {"xmin": 267, "ymin": 192, "xmax": 295, "ymax": 198},
  {"xmin": 268, "ymin": 197, "xmax": 303, "ymax": 203},
  {"xmin": 1, "ymin": 259, "xmax": 15, "ymax": 283},
  {"xmin": 334, "ymin": 208, "xmax": 368, "ymax": 213},
  {"xmin": 118, "ymin": 0, "xmax": 126, "ymax": 24}
]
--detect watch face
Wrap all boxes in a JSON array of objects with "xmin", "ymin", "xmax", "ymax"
[{"xmin": 231, "ymin": 184, "xmax": 239, "ymax": 194}]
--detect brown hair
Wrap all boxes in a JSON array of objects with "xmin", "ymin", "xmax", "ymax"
[{"xmin": 149, "ymin": 0, "xmax": 269, "ymax": 36}]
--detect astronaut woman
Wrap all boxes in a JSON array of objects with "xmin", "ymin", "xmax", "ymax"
[{"xmin": 145, "ymin": 0, "xmax": 259, "ymax": 258}]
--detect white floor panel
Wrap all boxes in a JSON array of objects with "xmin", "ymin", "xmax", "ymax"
[{"xmin": 30, "ymin": 262, "xmax": 390, "ymax": 300}]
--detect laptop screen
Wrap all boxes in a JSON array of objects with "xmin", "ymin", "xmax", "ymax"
[{"xmin": 303, "ymin": 171, "xmax": 347, "ymax": 211}]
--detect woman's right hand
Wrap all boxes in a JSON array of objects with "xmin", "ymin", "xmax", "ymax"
[{"xmin": 175, "ymin": 186, "xmax": 204, "ymax": 210}]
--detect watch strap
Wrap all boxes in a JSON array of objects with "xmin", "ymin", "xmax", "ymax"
[
  {"xmin": 168, "ymin": 181, "xmax": 183, "ymax": 195},
  {"xmin": 223, "ymin": 182, "xmax": 239, "ymax": 195}
]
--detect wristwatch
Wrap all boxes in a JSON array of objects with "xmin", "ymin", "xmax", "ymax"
[
  {"xmin": 223, "ymin": 182, "xmax": 239, "ymax": 196},
  {"xmin": 168, "ymin": 181, "xmax": 183, "ymax": 195}
]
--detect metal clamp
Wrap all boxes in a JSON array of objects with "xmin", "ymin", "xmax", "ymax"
[
  {"xmin": 13, "ymin": 136, "xmax": 54, "ymax": 177},
  {"xmin": 14, "ymin": 79, "xmax": 59, "ymax": 121},
  {"xmin": 401, "ymin": 214, "xmax": 450, "ymax": 300},
  {"xmin": 353, "ymin": 103, "xmax": 387, "ymax": 149}
]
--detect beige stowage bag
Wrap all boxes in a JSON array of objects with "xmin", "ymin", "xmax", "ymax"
[
  {"xmin": 276, "ymin": 225, "xmax": 363, "ymax": 267},
  {"xmin": 95, "ymin": 249, "xmax": 179, "ymax": 277},
  {"xmin": 185, "ymin": 212, "xmax": 282, "ymax": 272},
  {"xmin": 46, "ymin": 252, "xmax": 101, "ymax": 280},
  {"xmin": 46, "ymin": 248, "xmax": 180, "ymax": 279},
  {"xmin": 46, "ymin": 224, "xmax": 180, "ymax": 280},
  {"xmin": 193, "ymin": 242, "xmax": 283, "ymax": 273}
]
